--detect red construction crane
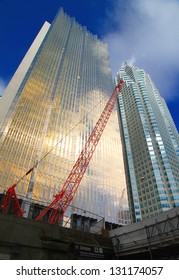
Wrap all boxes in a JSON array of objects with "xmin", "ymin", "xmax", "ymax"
[
  {"xmin": 36, "ymin": 79, "xmax": 124, "ymax": 224},
  {"xmin": 1, "ymin": 167, "xmax": 36, "ymax": 217},
  {"xmin": 1, "ymin": 80, "xmax": 124, "ymax": 223}
]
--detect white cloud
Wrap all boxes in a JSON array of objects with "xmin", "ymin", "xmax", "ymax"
[
  {"xmin": 121, "ymin": 55, "xmax": 136, "ymax": 68},
  {"xmin": 103, "ymin": 0, "xmax": 179, "ymax": 100}
]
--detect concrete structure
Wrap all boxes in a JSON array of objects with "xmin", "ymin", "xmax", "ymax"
[
  {"xmin": 0, "ymin": 208, "xmax": 179, "ymax": 260},
  {"xmin": 116, "ymin": 65, "xmax": 179, "ymax": 222},
  {"xmin": 0, "ymin": 9, "xmax": 128, "ymax": 227},
  {"xmin": 110, "ymin": 207, "xmax": 179, "ymax": 259},
  {"xmin": 0, "ymin": 213, "xmax": 113, "ymax": 260}
]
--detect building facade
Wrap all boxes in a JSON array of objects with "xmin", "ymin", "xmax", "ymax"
[
  {"xmin": 0, "ymin": 9, "xmax": 128, "ymax": 227},
  {"xmin": 116, "ymin": 64, "xmax": 179, "ymax": 222}
]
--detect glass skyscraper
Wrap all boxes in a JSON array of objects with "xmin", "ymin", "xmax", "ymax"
[
  {"xmin": 0, "ymin": 9, "xmax": 128, "ymax": 227},
  {"xmin": 116, "ymin": 64, "xmax": 179, "ymax": 222}
]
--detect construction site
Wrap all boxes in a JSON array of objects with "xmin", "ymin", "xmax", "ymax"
[
  {"xmin": 0, "ymin": 80, "xmax": 179, "ymax": 260},
  {"xmin": 0, "ymin": 81, "xmax": 125, "ymax": 259},
  {"xmin": 1, "ymin": 8, "xmax": 179, "ymax": 262}
]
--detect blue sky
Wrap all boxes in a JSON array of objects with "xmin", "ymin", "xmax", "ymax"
[{"xmin": 0, "ymin": 0, "xmax": 179, "ymax": 130}]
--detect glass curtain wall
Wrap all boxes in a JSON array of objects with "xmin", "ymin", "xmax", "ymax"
[
  {"xmin": 116, "ymin": 64, "xmax": 179, "ymax": 222},
  {"xmin": 0, "ymin": 9, "xmax": 128, "ymax": 225}
]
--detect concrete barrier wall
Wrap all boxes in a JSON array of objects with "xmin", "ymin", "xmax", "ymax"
[{"xmin": 0, "ymin": 213, "xmax": 113, "ymax": 260}]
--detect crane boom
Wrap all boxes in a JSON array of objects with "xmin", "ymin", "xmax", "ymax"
[{"xmin": 36, "ymin": 80, "xmax": 124, "ymax": 224}]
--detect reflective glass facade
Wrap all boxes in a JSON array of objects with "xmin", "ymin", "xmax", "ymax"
[
  {"xmin": 0, "ymin": 9, "xmax": 128, "ymax": 225},
  {"xmin": 116, "ymin": 65, "xmax": 179, "ymax": 222}
]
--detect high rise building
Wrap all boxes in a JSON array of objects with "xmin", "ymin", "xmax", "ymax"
[
  {"xmin": 0, "ymin": 9, "xmax": 128, "ymax": 227},
  {"xmin": 116, "ymin": 64, "xmax": 179, "ymax": 222}
]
